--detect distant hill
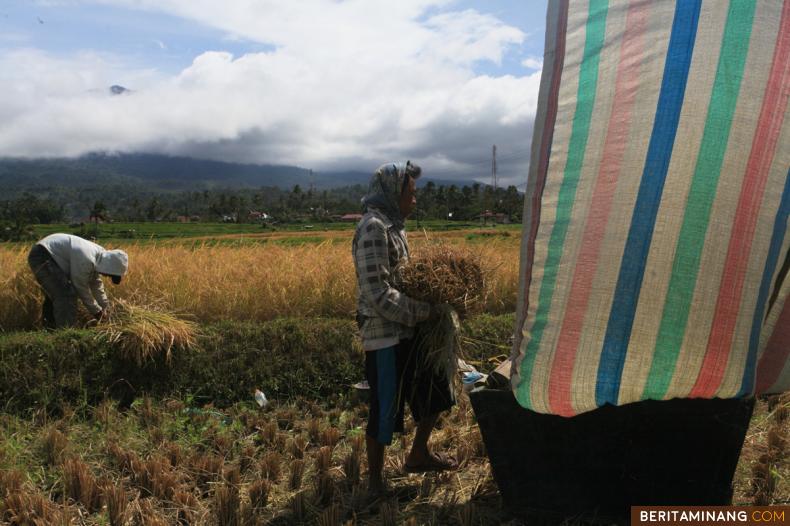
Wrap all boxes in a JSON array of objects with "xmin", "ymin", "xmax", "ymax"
[
  {"xmin": 0, "ymin": 153, "xmax": 365, "ymax": 193},
  {"xmin": 0, "ymin": 153, "xmax": 470, "ymax": 195},
  {"xmin": 109, "ymin": 85, "xmax": 130, "ymax": 95}
]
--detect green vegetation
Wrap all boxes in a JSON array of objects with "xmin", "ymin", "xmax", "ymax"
[
  {"xmin": 22, "ymin": 220, "xmax": 520, "ymax": 243},
  {"xmin": 32, "ymin": 221, "xmax": 317, "ymax": 241},
  {"xmin": 0, "ymin": 315, "xmax": 514, "ymax": 416},
  {"xmin": 0, "ymin": 193, "xmax": 64, "ymax": 241},
  {"xmin": 1, "ymin": 154, "xmax": 525, "ymax": 242}
]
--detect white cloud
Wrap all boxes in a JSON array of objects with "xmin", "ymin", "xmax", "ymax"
[
  {"xmin": 0, "ymin": 1, "xmax": 541, "ymax": 183},
  {"xmin": 522, "ymin": 56, "xmax": 543, "ymax": 70}
]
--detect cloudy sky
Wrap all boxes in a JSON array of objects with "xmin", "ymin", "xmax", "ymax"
[{"xmin": 0, "ymin": 0, "xmax": 547, "ymax": 185}]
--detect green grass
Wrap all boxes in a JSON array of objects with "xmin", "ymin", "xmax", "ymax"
[
  {"xmin": 0, "ymin": 315, "xmax": 515, "ymax": 415},
  {"xmin": 27, "ymin": 220, "xmax": 522, "ymax": 243},
  {"xmin": 32, "ymin": 221, "xmax": 353, "ymax": 240},
  {"xmin": 178, "ymin": 236, "xmax": 347, "ymax": 248}
]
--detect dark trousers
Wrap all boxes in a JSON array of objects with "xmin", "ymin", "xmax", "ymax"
[
  {"xmin": 27, "ymin": 244, "xmax": 77, "ymax": 329},
  {"xmin": 365, "ymin": 338, "xmax": 456, "ymax": 445}
]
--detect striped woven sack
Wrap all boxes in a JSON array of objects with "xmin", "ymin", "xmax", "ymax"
[{"xmin": 513, "ymin": 0, "xmax": 790, "ymax": 417}]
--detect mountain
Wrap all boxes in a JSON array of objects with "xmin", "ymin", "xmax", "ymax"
[
  {"xmin": 0, "ymin": 153, "xmax": 365, "ymax": 193},
  {"xmin": 109, "ymin": 85, "xmax": 130, "ymax": 95},
  {"xmin": 0, "ymin": 153, "xmax": 470, "ymax": 195}
]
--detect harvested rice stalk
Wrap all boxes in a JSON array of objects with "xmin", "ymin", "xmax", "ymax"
[
  {"xmin": 62, "ymin": 458, "xmax": 102, "ymax": 513},
  {"xmin": 102, "ymin": 483, "xmax": 128, "ymax": 526},
  {"xmin": 215, "ymin": 483, "xmax": 241, "ymax": 526},
  {"xmin": 248, "ymin": 479, "xmax": 271, "ymax": 510},
  {"xmin": 398, "ymin": 244, "xmax": 486, "ymax": 319},
  {"xmin": 260, "ymin": 452, "xmax": 282, "ymax": 482},
  {"xmin": 398, "ymin": 244, "xmax": 485, "ymax": 381},
  {"xmin": 289, "ymin": 459, "xmax": 306, "ymax": 490},
  {"xmin": 1, "ymin": 489, "xmax": 65, "ymax": 525},
  {"xmin": 40, "ymin": 426, "xmax": 68, "ymax": 466},
  {"xmin": 317, "ymin": 504, "xmax": 341, "ymax": 526},
  {"xmin": 95, "ymin": 299, "xmax": 199, "ymax": 365},
  {"xmin": 290, "ymin": 490, "xmax": 307, "ymax": 522},
  {"xmin": 412, "ymin": 306, "xmax": 462, "ymax": 383}
]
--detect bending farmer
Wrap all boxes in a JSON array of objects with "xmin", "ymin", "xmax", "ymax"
[
  {"xmin": 28, "ymin": 233, "xmax": 129, "ymax": 328},
  {"xmin": 352, "ymin": 161, "xmax": 457, "ymax": 497}
]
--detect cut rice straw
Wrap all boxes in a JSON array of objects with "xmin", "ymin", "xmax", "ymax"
[
  {"xmin": 398, "ymin": 244, "xmax": 487, "ymax": 319},
  {"xmin": 398, "ymin": 243, "xmax": 487, "ymax": 381},
  {"xmin": 413, "ymin": 307, "xmax": 463, "ymax": 386},
  {"xmin": 95, "ymin": 299, "xmax": 199, "ymax": 365}
]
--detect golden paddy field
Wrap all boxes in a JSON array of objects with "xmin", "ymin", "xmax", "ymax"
[{"xmin": 0, "ymin": 230, "xmax": 520, "ymax": 331}]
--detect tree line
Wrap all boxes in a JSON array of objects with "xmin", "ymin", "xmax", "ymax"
[{"xmin": 1, "ymin": 182, "xmax": 523, "ymax": 240}]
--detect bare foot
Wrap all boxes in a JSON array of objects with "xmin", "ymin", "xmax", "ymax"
[{"xmin": 403, "ymin": 451, "xmax": 458, "ymax": 473}]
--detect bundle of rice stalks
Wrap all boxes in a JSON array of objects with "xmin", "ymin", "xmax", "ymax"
[
  {"xmin": 414, "ymin": 306, "xmax": 463, "ymax": 384},
  {"xmin": 398, "ymin": 244, "xmax": 486, "ymax": 381},
  {"xmin": 95, "ymin": 299, "xmax": 199, "ymax": 365},
  {"xmin": 398, "ymin": 244, "xmax": 486, "ymax": 318}
]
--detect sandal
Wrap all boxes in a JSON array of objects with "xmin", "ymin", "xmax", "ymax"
[{"xmin": 403, "ymin": 452, "xmax": 458, "ymax": 474}]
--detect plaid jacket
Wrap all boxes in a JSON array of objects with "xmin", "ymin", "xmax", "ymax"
[{"xmin": 352, "ymin": 209, "xmax": 431, "ymax": 351}]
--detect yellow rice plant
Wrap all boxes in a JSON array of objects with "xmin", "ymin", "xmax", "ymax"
[
  {"xmin": 471, "ymin": 238, "xmax": 520, "ymax": 314},
  {"xmin": 119, "ymin": 241, "xmax": 357, "ymax": 324},
  {"xmin": 0, "ymin": 234, "xmax": 520, "ymax": 331},
  {"xmin": 0, "ymin": 246, "xmax": 41, "ymax": 331}
]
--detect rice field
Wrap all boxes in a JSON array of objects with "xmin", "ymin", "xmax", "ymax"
[
  {"xmin": 0, "ymin": 393, "xmax": 788, "ymax": 525},
  {"xmin": 1, "ymin": 228, "xmax": 789, "ymax": 523},
  {"xmin": 0, "ymin": 394, "xmax": 500, "ymax": 525},
  {"xmin": 0, "ymin": 231, "xmax": 520, "ymax": 332}
]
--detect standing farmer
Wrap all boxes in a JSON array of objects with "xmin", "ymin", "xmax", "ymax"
[
  {"xmin": 352, "ymin": 161, "xmax": 457, "ymax": 497},
  {"xmin": 28, "ymin": 233, "xmax": 128, "ymax": 328}
]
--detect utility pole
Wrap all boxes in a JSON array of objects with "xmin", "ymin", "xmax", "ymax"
[
  {"xmin": 491, "ymin": 145, "xmax": 497, "ymax": 191},
  {"xmin": 308, "ymin": 169, "xmax": 316, "ymax": 214}
]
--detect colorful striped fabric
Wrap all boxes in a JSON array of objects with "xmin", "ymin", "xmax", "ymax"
[{"xmin": 513, "ymin": 0, "xmax": 790, "ymax": 417}]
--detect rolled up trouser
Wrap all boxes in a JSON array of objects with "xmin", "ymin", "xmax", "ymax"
[{"xmin": 27, "ymin": 244, "xmax": 77, "ymax": 328}]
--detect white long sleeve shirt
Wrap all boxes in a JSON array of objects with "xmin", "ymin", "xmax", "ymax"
[{"xmin": 37, "ymin": 233, "xmax": 110, "ymax": 315}]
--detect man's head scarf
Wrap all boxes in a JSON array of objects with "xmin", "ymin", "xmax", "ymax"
[{"xmin": 362, "ymin": 161, "xmax": 421, "ymax": 227}]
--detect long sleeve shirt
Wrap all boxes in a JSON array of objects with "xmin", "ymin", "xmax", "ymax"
[
  {"xmin": 37, "ymin": 233, "xmax": 110, "ymax": 315},
  {"xmin": 352, "ymin": 209, "xmax": 431, "ymax": 351}
]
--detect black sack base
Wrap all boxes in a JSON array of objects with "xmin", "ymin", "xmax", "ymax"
[{"xmin": 470, "ymin": 388, "xmax": 754, "ymax": 524}]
